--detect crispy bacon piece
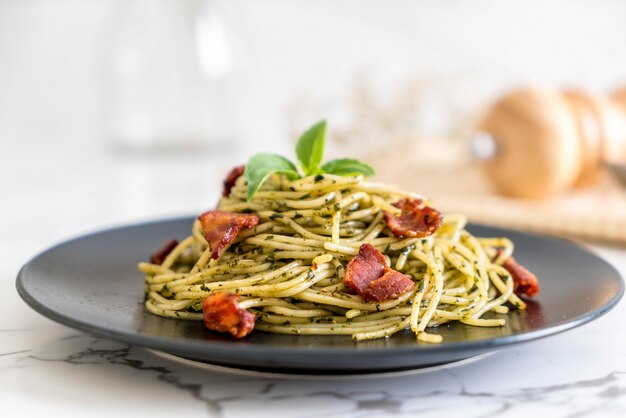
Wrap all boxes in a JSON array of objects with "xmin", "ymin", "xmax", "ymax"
[
  {"xmin": 363, "ymin": 269, "xmax": 416, "ymax": 302},
  {"xmin": 495, "ymin": 249, "xmax": 540, "ymax": 297},
  {"xmin": 503, "ymin": 255, "xmax": 540, "ymax": 297},
  {"xmin": 149, "ymin": 239, "xmax": 179, "ymax": 265},
  {"xmin": 383, "ymin": 199, "xmax": 443, "ymax": 238},
  {"xmin": 344, "ymin": 243, "xmax": 415, "ymax": 302},
  {"xmin": 344, "ymin": 243, "xmax": 387, "ymax": 294},
  {"xmin": 198, "ymin": 210, "xmax": 260, "ymax": 260},
  {"xmin": 203, "ymin": 292, "xmax": 255, "ymax": 338},
  {"xmin": 222, "ymin": 165, "xmax": 245, "ymax": 197}
]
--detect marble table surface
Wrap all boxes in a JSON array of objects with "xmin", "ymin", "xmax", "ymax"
[{"xmin": 2, "ymin": 142, "xmax": 626, "ymax": 417}]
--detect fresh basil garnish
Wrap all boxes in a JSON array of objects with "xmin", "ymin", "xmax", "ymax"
[
  {"xmin": 295, "ymin": 120, "xmax": 326, "ymax": 176},
  {"xmin": 322, "ymin": 158, "xmax": 375, "ymax": 177},
  {"xmin": 243, "ymin": 120, "xmax": 374, "ymax": 200},
  {"xmin": 244, "ymin": 153, "xmax": 299, "ymax": 201}
]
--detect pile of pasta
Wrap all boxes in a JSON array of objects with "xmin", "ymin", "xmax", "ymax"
[{"xmin": 139, "ymin": 173, "xmax": 537, "ymax": 343}]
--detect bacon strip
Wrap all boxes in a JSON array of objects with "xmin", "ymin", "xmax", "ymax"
[
  {"xmin": 344, "ymin": 243, "xmax": 415, "ymax": 302},
  {"xmin": 495, "ymin": 249, "xmax": 540, "ymax": 297},
  {"xmin": 222, "ymin": 165, "xmax": 245, "ymax": 197},
  {"xmin": 198, "ymin": 210, "xmax": 260, "ymax": 260},
  {"xmin": 149, "ymin": 239, "xmax": 179, "ymax": 265},
  {"xmin": 203, "ymin": 292, "xmax": 255, "ymax": 338},
  {"xmin": 502, "ymin": 255, "xmax": 540, "ymax": 297},
  {"xmin": 363, "ymin": 269, "xmax": 416, "ymax": 302},
  {"xmin": 383, "ymin": 199, "xmax": 443, "ymax": 238},
  {"xmin": 344, "ymin": 243, "xmax": 387, "ymax": 294}
]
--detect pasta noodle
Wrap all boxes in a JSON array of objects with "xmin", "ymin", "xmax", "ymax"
[{"xmin": 139, "ymin": 173, "xmax": 528, "ymax": 342}]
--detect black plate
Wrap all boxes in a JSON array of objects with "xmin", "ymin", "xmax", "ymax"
[{"xmin": 16, "ymin": 217, "xmax": 624, "ymax": 372}]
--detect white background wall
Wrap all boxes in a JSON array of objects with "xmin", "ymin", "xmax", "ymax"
[{"xmin": 1, "ymin": 0, "xmax": 626, "ymax": 155}]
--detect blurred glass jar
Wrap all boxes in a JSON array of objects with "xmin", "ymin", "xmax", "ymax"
[{"xmin": 103, "ymin": 0, "xmax": 237, "ymax": 151}]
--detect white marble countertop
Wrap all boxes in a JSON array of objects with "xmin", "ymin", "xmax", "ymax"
[{"xmin": 2, "ymin": 142, "xmax": 626, "ymax": 418}]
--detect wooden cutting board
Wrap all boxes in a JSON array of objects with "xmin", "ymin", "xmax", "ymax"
[{"xmin": 371, "ymin": 141, "xmax": 626, "ymax": 244}]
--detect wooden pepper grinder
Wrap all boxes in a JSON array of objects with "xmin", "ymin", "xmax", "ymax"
[{"xmin": 474, "ymin": 87, "xmax": 626, "ymax": 198}]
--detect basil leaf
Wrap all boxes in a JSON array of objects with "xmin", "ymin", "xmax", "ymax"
[
  {"xmin": 295, "ymin": 120, "xmax": 327, "ymax": 176},
  {"xmin": 244, "ymin": 153, "xmax": 300, "ymax": 201},
  {"xmin": 321, "ymin": 158, "xmax": 375, "ymax": 177}
]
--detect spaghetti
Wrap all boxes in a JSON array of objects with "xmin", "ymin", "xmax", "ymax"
[{"xmin": 139, "ymin": 172, "xmax": 535, "ymax": 343}]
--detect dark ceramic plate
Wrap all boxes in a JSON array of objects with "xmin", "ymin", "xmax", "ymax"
[{"xmin": 16, "ymin": 217, "xmax": 624, "ymax": 373}]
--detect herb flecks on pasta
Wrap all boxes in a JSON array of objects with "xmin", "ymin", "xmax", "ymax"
[{"xmin": 139, "ymin": 121, "xmax": 540, "ymax": 342}]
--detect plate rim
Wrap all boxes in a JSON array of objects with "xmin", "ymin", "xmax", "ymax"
[{"xmin": 15, "ymin": 215, "xmax": 625, "ymax": 357}]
